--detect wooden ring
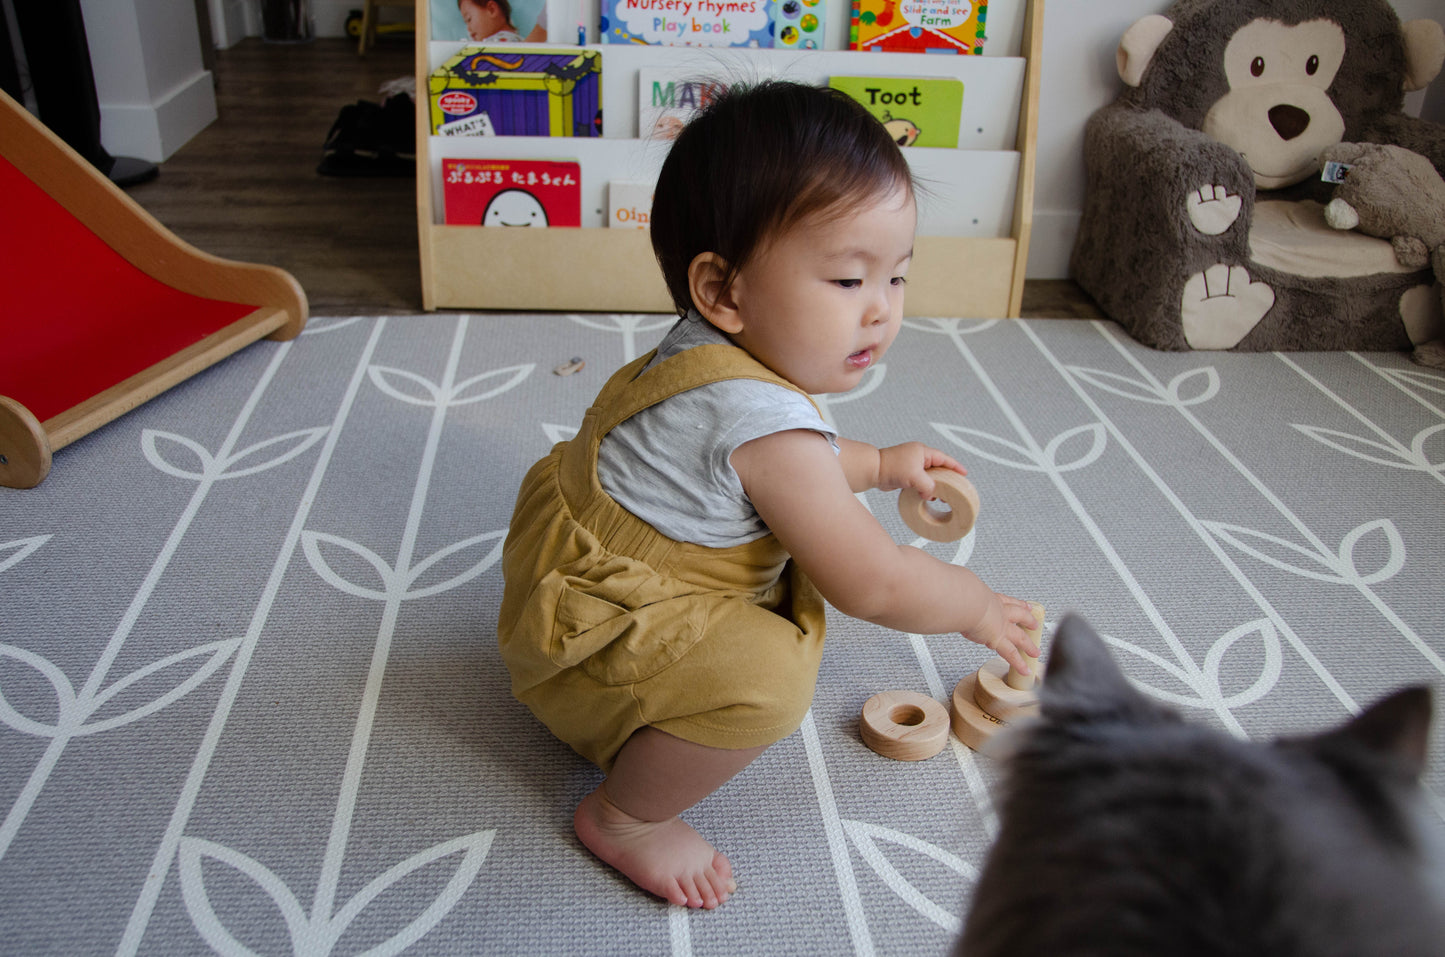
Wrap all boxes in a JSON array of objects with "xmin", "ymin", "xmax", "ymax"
[
  {"xmin": 859, "ymin": 690, "xmax": 950, "ymax": 761},
  {"xmin": 898, "ymin": 469, "xmax": 980, "ymax": 542}
]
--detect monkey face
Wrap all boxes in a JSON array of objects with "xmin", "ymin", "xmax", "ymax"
[{"xmin": 1202, "ymin": 19, "xmax": 1347, "ymax": 189}]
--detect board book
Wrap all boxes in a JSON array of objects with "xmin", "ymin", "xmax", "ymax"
[
  {"xmin": 771, "ymin": 0, "xmax": 825, "ymax": 49},
  {"xmin": 428, "ymin": 47, "xmax": 602, "ymax": 137},
  {"xmin": 600, "ymin": 0, "xmax": 774, "ymax": 46},
  {"xmin": 849, "ymin": 0, "xmax": 987, "ymax": 54},
  {"xmin": 442, "ymin": 159, "xmax": 582, "ymax": 227},
  {"xmin": 828, "ymin": 75, "xmax": 963, "ymax": 148},
  {"xmin": 637, "ymin": 69, "xmax": 734, "ymax": 139}
]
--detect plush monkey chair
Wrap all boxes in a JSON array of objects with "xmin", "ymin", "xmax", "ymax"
[{"xmin": 1072, "ymin": 0, "xmax": 1445, "ymax": 360}]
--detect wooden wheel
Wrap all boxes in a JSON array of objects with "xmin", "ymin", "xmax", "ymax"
[{"xmin": 0, "ymin": 396, "xmax": 52, "ymax": 489}]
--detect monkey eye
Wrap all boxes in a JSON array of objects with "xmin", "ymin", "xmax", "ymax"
[
  {"xmin": 1251, "ymin": 56, "xmax": 1265, "ymax": 77},
  {"xmin": 1306, "ymin": 54, "xmax": 1319, "ymax": 75}
]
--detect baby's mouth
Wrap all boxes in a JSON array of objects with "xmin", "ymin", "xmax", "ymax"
[{"xmin": 847, "ymin": 349, "xmax": 873, "ymax": 369}]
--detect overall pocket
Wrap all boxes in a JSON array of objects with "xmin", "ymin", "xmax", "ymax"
[{"xmin": 547, "ymin": 557, "xmax": 711, "ymax": 686}]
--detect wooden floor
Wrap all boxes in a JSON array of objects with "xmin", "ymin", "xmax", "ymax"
[{"xmin": 128, "ymin": 37, "xmax": 1103, "ymax": 319}]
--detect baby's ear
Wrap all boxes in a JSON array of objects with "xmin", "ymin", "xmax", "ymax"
[
  {"xmin": 1039, "ymin": 616, "xmax": 1177, "ymax": 727},
  {"xmin": 688, "ymin": 252, "xmax": 743, "ymax": 333}
]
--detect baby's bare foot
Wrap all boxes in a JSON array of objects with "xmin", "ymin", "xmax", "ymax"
[{"xmin": 574, "ymin": 786, "xmax": 737, "ymax": 908}]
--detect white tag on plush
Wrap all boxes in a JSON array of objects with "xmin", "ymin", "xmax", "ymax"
[{"xmin": 1321, "ymin": 161, "xmax": 1353, "ymax": 184}]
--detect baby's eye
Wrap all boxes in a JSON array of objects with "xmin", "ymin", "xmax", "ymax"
[
  {"xmin": 890, "ymin": 276, "xmax": 908, "ymax": 287},
  {"xmin": 834, "ymin": 279, "xmax": 863, "ymax": 289}
]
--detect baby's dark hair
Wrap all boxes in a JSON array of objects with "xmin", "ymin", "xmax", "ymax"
[{"xmin": 650, "ymin": 80, "xmax": 915, "ymax": 316}]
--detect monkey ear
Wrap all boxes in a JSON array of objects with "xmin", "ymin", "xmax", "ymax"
[
  {"xmin": 1402, "ymin": 20, "xmax": 1445, "ymax": 93},
  {"xmin": 1117, "ymin": 14, "xmax": 1173, "ymax": 88}
]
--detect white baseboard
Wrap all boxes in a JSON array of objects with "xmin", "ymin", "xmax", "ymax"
[{"xmin": 100, "ymin": 70, "xmax": 219, "ymax": 163}]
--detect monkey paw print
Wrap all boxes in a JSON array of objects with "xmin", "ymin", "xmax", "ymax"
[
  {"xmin": 1185, "ymin": 184, "xmax": 1243, "ymax": 236},
  {"xmin": 1181, "ymin": 263, "xmax": 1275, "ymax": 349}
]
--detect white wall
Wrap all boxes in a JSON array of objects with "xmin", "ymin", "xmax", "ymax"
[{"xmin": 82, "ymin": 0, "xmax": 218, "ymax": 162}]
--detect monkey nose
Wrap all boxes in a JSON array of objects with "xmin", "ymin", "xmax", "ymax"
[{"xmin": 1268, "ymin": 104, "xmax": 1311, "ymax": 141}]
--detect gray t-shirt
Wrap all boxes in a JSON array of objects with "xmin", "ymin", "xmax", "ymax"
[{"xmin": 597, "ymin": 314, "xmax": 840, "ymax": 547}]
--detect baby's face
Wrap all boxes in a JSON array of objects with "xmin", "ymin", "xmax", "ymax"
[
  {"xmin": 460, "ymin": 0, "xmax": 508, "ymax": 39},
  {"xmin": 724, "ymin": 184, "xmax": 916, "ymax": 395}
]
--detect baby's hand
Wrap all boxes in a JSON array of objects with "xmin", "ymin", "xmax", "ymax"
[
  {"xmin": 876, "ymin": 443, "xmax": 966, "ymax": 495},
  {"xmin": 964, "ymin": 594, "xmax": 1040, "ymax": 675}
]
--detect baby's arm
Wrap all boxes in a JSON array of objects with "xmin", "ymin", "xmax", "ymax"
[
  {"xmin": 837, "ymin": 438, "xmax": 966, "ymax": 495},
  {"xmin": 733, "ymin": 430, "xmax": 1039, "ymax": 672}
]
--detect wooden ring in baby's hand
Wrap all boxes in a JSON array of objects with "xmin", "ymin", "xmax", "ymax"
[
  {"xmin": 898, "ymin": 469, "xmax": 980, "ymax": 542},
  {"xmin": 859, "ymin": 690, "xmax": 950, "ymax": 761}
]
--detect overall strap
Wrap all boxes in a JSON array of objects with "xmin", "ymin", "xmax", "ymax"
[{"xmin": 593, "ymin": 342, "xmax": 815, "ymax": 442}]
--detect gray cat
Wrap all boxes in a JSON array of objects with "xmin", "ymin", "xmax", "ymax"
[{"xmin": 959, "ymin": 615, "xmax": 1444, "ymax": 957}]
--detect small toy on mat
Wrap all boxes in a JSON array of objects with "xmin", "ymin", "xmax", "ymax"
[
  {"xmin": 898, "ymin": 468, "xmax": 980, "ymax": 542},
  {"xmin": 859, "ymin": 690, "xmax": 951, "ymax": 761},
  {"xmin": 951, "ymin": 602, "xmax": 1046, "ymax": 751}
]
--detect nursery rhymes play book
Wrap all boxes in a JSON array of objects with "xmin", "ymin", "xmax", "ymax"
[
  {"xmin": 829, "ymin": 75, "xmax": 963, "ymax": 148},
  {"xmin": 428, "ymin": 47, "xmax": 601, "ymax": 137},
  {"xmin": 849, "ymin": 0, "xmax": 986, "ymax": 54},
  {"xmin": 600, "ymin": 0, "xmax": 773, "ymax": 47},
  {"xmin": 443, "ymin": 159, "xmax": 582, "ymax": 227}
]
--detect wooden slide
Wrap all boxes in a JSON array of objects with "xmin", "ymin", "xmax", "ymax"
[{"xmin": 0, "ymin": 88, "xmax": 308, "ymax": 489}]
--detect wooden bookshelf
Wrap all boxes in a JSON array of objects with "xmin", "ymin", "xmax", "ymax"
[{"xmin": 414, "ymin": 0, "xmax": 1042, "ymax": 317}]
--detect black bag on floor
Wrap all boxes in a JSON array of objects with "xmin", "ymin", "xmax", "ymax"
[{"xmin": 317, "ymin": 94, "xmax": 414, "ymax": 177}]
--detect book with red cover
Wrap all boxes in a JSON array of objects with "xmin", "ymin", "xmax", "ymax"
[{"xmin": 442, "ymin": 159, "xmax": 582, "ymax": 227}]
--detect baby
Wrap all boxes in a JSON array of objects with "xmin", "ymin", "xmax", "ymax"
[
  {"xmin": 498, "ymin": 81, "xmax": 1039, "ymax": 910},
  {"xmin": 458, "ymin": 0, "xmax": 524, "ymax": 43}
]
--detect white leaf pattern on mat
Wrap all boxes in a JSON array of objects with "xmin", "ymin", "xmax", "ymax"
[
  {"xmin": 1377, "ymin": 366, "xmax": 1445, "ymax": 397},
  {"xmin": 901, "ymin": 317, "xmax": 999, "ymax": 336},
  {"xmin": 81, "ymin": 639, "xmax": 243, "ymax": 735},
  {"xmin": 1108, "ymin": 620, "xmax": 1283, "ymax": 712},
  {"xmin": 143, "ymin": 428, "xmax": 328, "ymax": 482},
  {"xmin": 542, "ymin": 423, "xmax": 577, "ymax": 444},
  {"xmin": 0, "ymin": 639, "xmax": 243, "ymax": 738},
  {"xmin": 1070, "ymin": 366, "xmax": 1220, "ymax": 407},
  {"xmin": 932, "ymin": 422, "xmax": 1107, "ymax": 473},
  {"xmin": 180, "ymin": 830, "xmax": 495, "ymax": 956},
  {"xmin": 0, "ymin": 643, "xmax": 75, "ymax": 736},
  {"xmin": 302, "ymin": 316, "xmax": 366, "ymax": 336},
  {"xmin": 1203, "ymin": 519, "xmax": 1405, "ymax": 586},
  {"xmin": 448, "ymin": 365, "xmax": 535, "ymax": 406},
  {"xmin": 567, "ymin": 313, "xmax": 674, "ymax": 361},
  {"xmin": 370, "ymin": 364, "xmax": 534, "ymax": 408},
  {"xmin": 220, "ymin": 429, "xmax": 329, "ymax": 479},
  {"xmin": 302, "ymin": 532, "xmax": 396, "ymax": 601},
  {"xmin": 301, "ymin": 531, "xmax": 505, "ymax": 602},
  {"xmin": 142, "ymin": 430, "xmax": 216, "ymax": 480},
  {"xmin": 843, "ymin": 819, "xmax": 977, "ymax": 933},
  {"xmin": 0, "ymin": 535, "xmax": 48, "ymax": 575},
  {"xmin": 403, "ymin": 531, "xmax": 506, "ymax": 600},
  {"xmin": 369, "ymin": 366, "xmax": 446, "ymax": 406},
  {"xmin": 1292, "ymin": 422, "xmax": 1445, "ymax": 472}
]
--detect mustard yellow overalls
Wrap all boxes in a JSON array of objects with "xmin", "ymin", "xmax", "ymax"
[{"xmin": 498, "ymin": 342, "xmax": 828, "ymax": 772}]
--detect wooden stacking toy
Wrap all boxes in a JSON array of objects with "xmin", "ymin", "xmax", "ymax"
[
  {"xmin": 898, "ymin": 469, "xmax": 980, "ymax": 542},
  {"xmin": 859, "ymin": 690, "xmax": 951, "ymax": 761},
  {"xmin": 951, "ymin": 602, "xmax": 1047, "ymax": 751}
]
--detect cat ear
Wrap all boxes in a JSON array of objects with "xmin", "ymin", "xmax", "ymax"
[
  {"xmin": 1039, "ymin": 615, "xmax": 1174, "ymax": 725},
  {"xmin": 1316, "ymin": 686, "xmax": 1433, "ymax": 779}
]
